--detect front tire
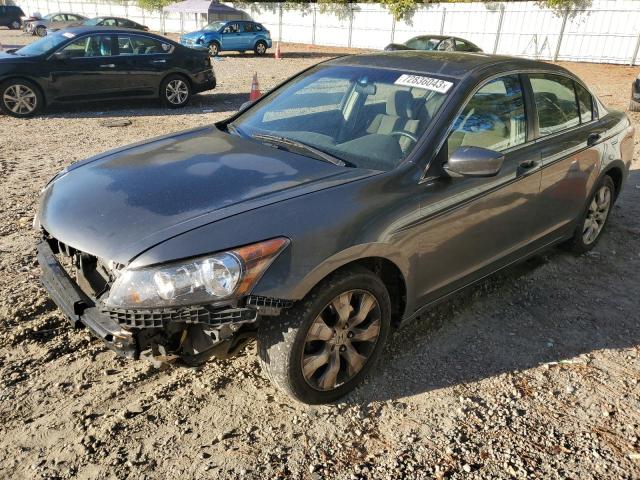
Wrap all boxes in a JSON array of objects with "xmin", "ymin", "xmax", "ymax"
[
  {"xmin": 208, "ymin": 41, "xmax": 220, "ymax": 57},
  {"xmin": 35, "ymin": 25, "xmax": 47, "ymax": 37},
  {"xmin": 160, "ymin": 74, "xmax": 191, "ymax": 108},
  {"xmin": 0, "ymin": 79, "xmax": 43, "ymax": 118},
  {"xmin": 565, "ymin": 175, "xmax": 615, "ymax": 254},
  {"xmin": 254, "ymin": 40, "xmax": 267, "ymax": 56},
  {"xmin": 257, "ymin": 268, "xmax": 391, "ymax": 404}
]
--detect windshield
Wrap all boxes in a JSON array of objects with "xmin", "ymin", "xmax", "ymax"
[
  {"xmin": 229, "ymin": 65, "xmax": 453, "ymax": 171},
  {"xmin": 15, "ymin": 31, "xmax": 72, "ymax": 56},
  {"xmin": 203, "ymin": 21, "xmax": 225, "ymax": 31},
  {"xmin": 83, "ymin": 18, "xmax": 101, "ymax": 26}
]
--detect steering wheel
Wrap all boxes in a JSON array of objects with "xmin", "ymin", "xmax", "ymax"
[{"xmin": 390, "ymin": 130, "xmax": 418, "ymax": 143}]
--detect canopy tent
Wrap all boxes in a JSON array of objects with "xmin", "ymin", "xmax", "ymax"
[{"xmin": 163, "ymin": 0, "xmax": 249, "ymax": 17}]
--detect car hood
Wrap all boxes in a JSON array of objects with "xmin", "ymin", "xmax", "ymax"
[
  {"xmin": 38, "ymin": 126, "xmax": 378, "ymax": 264},
  {"xmin": 0, "ymin": 52, "xmax": 33, "ymax": 63},
  {"xmin": 182, "ymin": 30, "xmax": 208, "ymax": 40}
]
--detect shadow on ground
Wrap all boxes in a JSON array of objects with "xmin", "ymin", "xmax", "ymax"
[{"xmin": 352, "ymin": 169, "xmax": 640, "ymax": 403}]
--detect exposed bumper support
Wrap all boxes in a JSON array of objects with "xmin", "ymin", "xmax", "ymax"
[{"xmin": 37, "ymin": 240, "xmax": 137, "ymax": 358}]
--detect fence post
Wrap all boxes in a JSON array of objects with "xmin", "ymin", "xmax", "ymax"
[
  {"xmin": 312, "ymin": 4, "xmax": 317, "ymax": 45},
  {"xmin": 553, "ymin": 8, "xmax": 569, "ymax": 61},
  {"xmin": 493, "ymin": 4, "xmax": 505, "ymax": 54},
  {"xmin": 390, "ymin": 16, "xmax": 396, "ymax": 44},
  {"xmin": 347, "ymin": 4, "xmax": 354, "ymax": 48},
  {"xmin": 440, "ymin": 8, "xmax": 446, "ymax": 35},
  {"xmin": 631, "ymin": 32, "xmax": 640, "ymax": 66},
  {"xmin": 278, "ymin": 2, "xmax": 283, "ymax": 42}
]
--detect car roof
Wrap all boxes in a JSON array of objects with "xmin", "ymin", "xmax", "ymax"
[
  {"xmin": 326, "ymin": 50, "xmax": 570, "ymax": 80},
  {"xmin": 58, "ymin": 26, "xmax": 160, "ymax": 36}
]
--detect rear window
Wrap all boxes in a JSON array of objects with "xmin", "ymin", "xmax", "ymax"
[{"xmin": 575, "ymin": 82, "xmax": 594, "ymax": 123}]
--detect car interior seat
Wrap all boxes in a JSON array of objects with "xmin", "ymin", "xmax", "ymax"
[{"xmin": 366, "ymin": 90, "xmax": 421, "ymax": 152}]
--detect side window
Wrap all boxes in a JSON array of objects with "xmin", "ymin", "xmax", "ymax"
[
  {"xmin": 222, "ymin": 23, "xmax": 239, "ymax": 34},
  {"xmin": 119, "ymin": 19, "xmax": 136, "ymax": 28},
  {"xmin": 530, "ymin": 74, "xmax": 580, "ymax": 136},
  {"xmin": 575, "ymin": 82, "xmax": 594, "ymax": 123},
  {"xmin": 60, "ymin": 35, "xmax": 113, "ymax": 58},
  {"xmin": 52, "ymin": 15, "xmax": 64, "ymax": 22},
  {"xmin": 101, "ymin": 18, "xmax": 117, "ymax": 26},
  {"xmin": 243, "ymin": 23, "xmax": 255, "ymax": 33},
  {"xmin": 254, "ymin": 24, "xmax": 263, "ymax": 31},
  {"xmin": 455, "ymin": 40, "xmax": 474, "ymax": 52},
  {"xmin": 67, "ymin": 15, "xmax": 81, "ymax": 21},
  {"xmin": 118, "ymin": 35, "xmax": 165, "ymax": 55},
  {"xmin": 447, "ymin": 74, "xmax": 526, "ymax": 156}
]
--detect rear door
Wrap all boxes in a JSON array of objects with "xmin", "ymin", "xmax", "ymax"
[
  {"xmin": 115, "ymin": 33, "xmax": 174, "ymax": 96},
  {"xmin": 239, "ymin": 22, "xmax": 257, "ymax": 50},
  {"xmin": 527, "ymin": 73, "xmax": 603, "ymax": 236},
  {"xmin": 47, "ymin": 33, "xmax": 124, "ymax": 102}
]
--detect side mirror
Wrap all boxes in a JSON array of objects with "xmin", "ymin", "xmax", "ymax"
[
  {"xmin": 444, "ymin": 146, "xmax": 504, "ymax": 178},
  {"xmin": 51, "ymin": 51, "xmax": 69, "ymax": 61},
  {"xmin": 239, "ymin": 100, "xmax": 253, "ymax": 112}
]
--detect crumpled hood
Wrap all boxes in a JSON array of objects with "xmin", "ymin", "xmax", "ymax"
[
  {"xmin": 38, "ymin": 126, "xmax": 377, "ymax": 264},
  {"xmin": 181, "ymin": 30, "xmax": 207, "ymax": 41}
]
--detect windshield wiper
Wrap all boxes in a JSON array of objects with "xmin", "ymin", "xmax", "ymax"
[{"xmin": 252, "ymin": 133, "xmax": 348, "ymax": 167}]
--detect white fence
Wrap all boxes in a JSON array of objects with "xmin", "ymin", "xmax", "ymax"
[{"xmin": 11, "ymin": 0, "xmax": 640, "ymax": 65}]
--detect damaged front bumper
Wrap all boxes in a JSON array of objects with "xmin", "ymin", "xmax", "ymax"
[{"xmin": 37, "ymin": 239, "xmax": 289, "ymax": 364}]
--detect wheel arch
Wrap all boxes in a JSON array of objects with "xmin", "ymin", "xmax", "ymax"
[
  {"xmin": 601, "ymin": 160, "xmax": 626, "ymax": 200},
  {"xmin": 0, "ymin": 75, "xmax": 46, "ymax": 105}
]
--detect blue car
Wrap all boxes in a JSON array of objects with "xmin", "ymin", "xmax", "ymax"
[{"xmin": 180, "ymin": 20, "xmax": 272, "ymax": 57}]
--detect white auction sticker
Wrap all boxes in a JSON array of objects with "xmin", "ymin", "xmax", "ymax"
[
  {"xmin": 62, "ymin": 32, "xmax": 76, "ymax": 38},
  {"xmin": 394, "ymin": 74, "xmax": 453, "ymax": 93}
]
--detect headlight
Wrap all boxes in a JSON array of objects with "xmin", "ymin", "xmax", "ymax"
[{"xmin": 104, "ymin": 237, "xmax": 289, "ymax": 309}]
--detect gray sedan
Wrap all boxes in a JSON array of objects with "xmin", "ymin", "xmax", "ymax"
[
  {"xmin": 35, "ymin": 52, "xmax": 634, "ymax": 404},
  {"xmin": 26, "ymin": 12, "xmax": 87, "ymax": 36}
]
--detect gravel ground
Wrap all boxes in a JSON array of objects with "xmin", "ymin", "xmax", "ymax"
[{"xmin": 1, "ymin": 29, "xmax": 639, "ymax": 480}]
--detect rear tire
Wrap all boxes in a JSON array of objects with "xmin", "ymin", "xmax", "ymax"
[
  {"xmin": 9, "ymin": 20, "xmax": 21, "ymax": 30},
  {"xmin": 35, "ymin": 25, "xmax": 47, "ymax": 37},
  {"xmin": 630, "ymin": 99, "xmax": 640, "ymax": 112},
  {"xmin": 564, "ymin": 175, "xmax": 615, "ymax": 254},
  {"xmin": 254, "ymin": 40, "xmax": 267, "ymax": 56},
  {"xmin": 160, "ymin": 74, "xmax": 191, "ymax": 108},
  {"xmin": 257, "ymin": 268, "xmax": 391, "ymax": 404},
  {"xmin": 0, "ymin": 78, "xmax": 43, "ymax": 118}
]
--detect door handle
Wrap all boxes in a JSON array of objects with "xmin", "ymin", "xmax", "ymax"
[
  {"xmin": 152, "ymin": 59, "xmax": 166, "ymax": 64},
  {"xmin": 587, "ymin": 132, "xmax": 601, "ymax": 146},
  {"xmin": 99, "ymin": 64, "xmax": 115, "ymax": 68},
  {"xmin": 519, "ymin": 159, "xmax": 539, "ymax": 170}
]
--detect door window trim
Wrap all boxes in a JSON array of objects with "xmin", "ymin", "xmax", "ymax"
[{"xmin": 420, "ymin": 68, "xmax": 603, "ymax": 182}]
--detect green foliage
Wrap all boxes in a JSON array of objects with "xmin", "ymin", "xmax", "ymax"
[{"xmin": 137, "ymin": 0, "xmax": 175, "ymax": 12}]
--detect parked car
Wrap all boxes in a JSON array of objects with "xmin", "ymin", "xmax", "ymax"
[
  {"xmin": 180, "ymin": 20, "xmax": 271, "ymax": 56},
  {"xmin": 79, "ymin": 16, "xmax": 149, "ymax": 31},
  {"xmin": 25, "ymin": 12, "xmax": 88, "ymax": 37},
  {"xmin": 385, "ymin": 35, "xmax": 482, "ymax": 53},
  {"xmin": 0, "ymin": 27, "xmax": 215, "ymax": 117},
  {"xmin": 35, "ymin": 51, "xmax": 634, "ymax": 404},
  {"xmin": 0, "ymin": 5, "xmax": 25, "ymax": 30}
]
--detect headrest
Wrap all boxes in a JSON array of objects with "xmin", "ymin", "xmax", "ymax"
[{"xmin": 387, "ymin": 90, "xmax": 415, "ymax": 119}]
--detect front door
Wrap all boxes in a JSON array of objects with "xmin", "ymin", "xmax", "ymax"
[
  {"xmin": 415, "ymin": 74, "xmax": 546, "ymax": 304},
  {"xmin": 220, "ymin": 22, "xmax": 242, "ymax": 50},
  {"xmin": 47, "ymin": 33, "xmax": 123, "ymax": 102}
]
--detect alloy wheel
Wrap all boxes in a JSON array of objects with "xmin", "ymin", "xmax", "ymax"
[
  {"xmin": 256, "ymin": 42, "xmax": 266, "ymax": 54},
  {"xmin": 3, "ymin": 84, "xmax": 37, "ymax": 115},
  {"xmin": 209, "ymin": 43, "xmax": 218, "ymax": 56},
  {"xmin": 583, "ymin": 185, "xmax": 611, "ymax": 245},
  {"xmin": 165, "ymin": 79, "xmax": 188, "ymax": 105},
  {"xmin": 302, "ymin": 290, "xmax": 381, "ymax": 391}
]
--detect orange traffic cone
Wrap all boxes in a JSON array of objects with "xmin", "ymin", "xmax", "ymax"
[
  {"xmin": 275, "ymin": 42, "xmax": 282, "ymax": 60},
  {"xmin": 249, "ymin": 72, "xmax": 261, "ymax": 102}
]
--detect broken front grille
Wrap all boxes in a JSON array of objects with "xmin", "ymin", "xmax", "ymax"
[{"xmin": 103, "ymin": 305, "xmax": 258, "ymax": 329}]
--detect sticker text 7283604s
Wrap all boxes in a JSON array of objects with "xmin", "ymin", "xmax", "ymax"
[{"xmin": 394, "ymin": 74, "xmax": 453, "ymax": 94}]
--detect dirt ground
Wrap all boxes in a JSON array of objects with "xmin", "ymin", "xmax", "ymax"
[{"xmin": 0, "ymin": 28, "xmax": 639, "ymax": 480}]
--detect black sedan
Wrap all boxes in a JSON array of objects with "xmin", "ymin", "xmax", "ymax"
[
  {"xmin": 0, "ymin": 27, "xmax": 215, "ymax": 117},
  {"xmin": 385, "ymin": 35, "xmax": 482, "ymax": 53},
  {"xmin": 78, "ymin": 16, "xmax": 149, "ymax": 31},
  {"xmin": 36, "ymin": 52, "xmax": 634, "ymax": 404}
]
